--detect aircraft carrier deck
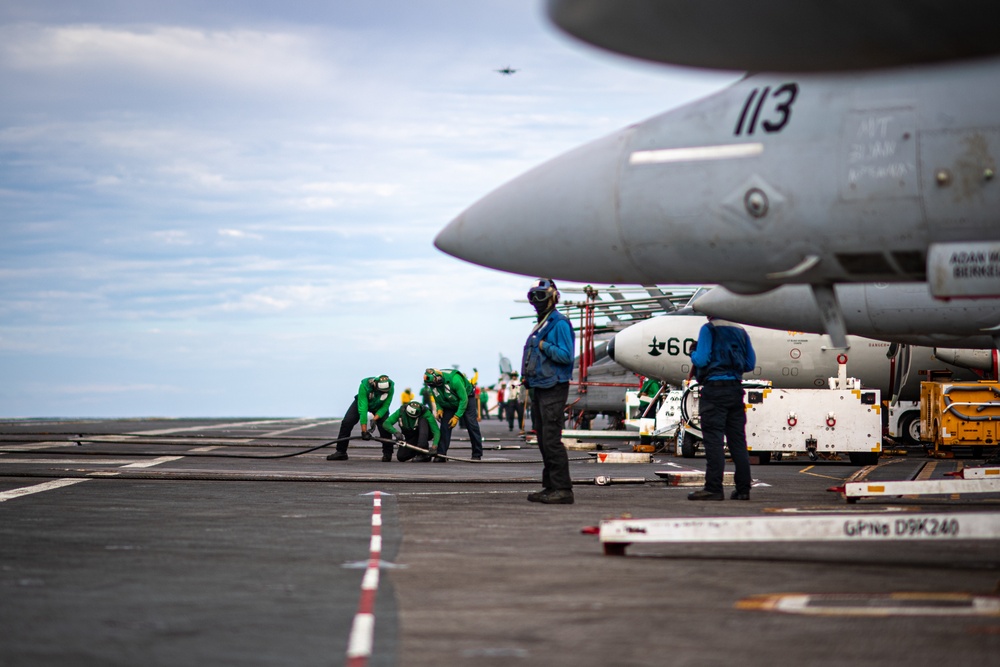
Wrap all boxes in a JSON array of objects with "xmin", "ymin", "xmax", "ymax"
[{"xmin": 1, "ymin": 416, "xmax": 998, "ymax": 666}]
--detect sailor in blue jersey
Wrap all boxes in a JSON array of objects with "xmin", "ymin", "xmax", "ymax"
[
  {"xmin": 688, "ymin": 317, "xmax": 757, "ymax": 501},
  {"xmin": 522, "ymin": 278, "xmax": 576, "ymax": 504}
]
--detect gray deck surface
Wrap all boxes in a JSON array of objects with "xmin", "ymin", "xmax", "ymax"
[{"xmin": 1, "ymin": 417, "xmax": 997, "ymax": 666}]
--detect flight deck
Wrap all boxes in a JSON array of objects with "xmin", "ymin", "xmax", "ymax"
[{"xmin": 1, "ymin": 416, "xmax": 998, "ymax": 666}]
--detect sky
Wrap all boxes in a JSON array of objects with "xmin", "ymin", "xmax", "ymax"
[{"xmin": 0, "ymin": 1, "xmax": 739, "ymax": 418}]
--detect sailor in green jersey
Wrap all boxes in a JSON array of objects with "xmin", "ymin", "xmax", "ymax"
[
  {"xmin": 423, "ymin": 368, "xmax": 484, "ymax": 461},
  {"xmin": 637, "ymin": 376, "xmax": 663, "ymax": 418},
  {"xmin": 383, "ymin": 400, "xmax": 441, "ymax": 462},
  {"xmin": 327, "ymin": 374, "xmax": 395, "ymax": 462},
  {"xmin": 478, "ymin": 387, "xmax": 490, "ymax": 420}
]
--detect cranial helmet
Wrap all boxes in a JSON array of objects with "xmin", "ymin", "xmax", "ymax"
[
  {"xmin": 527, "ymin": 278, "xmax": 560, "ymax": 314},
  {"xmin": 424, "ymin": 368, "xmax": 444, "ymax": 386},
  {"xmin": 375, "ymin": 374, "xmax": 391, "ymax": 392},
  {"xmin": 404, "ymin": 401, "xmax": 422, "ymax": 418}
]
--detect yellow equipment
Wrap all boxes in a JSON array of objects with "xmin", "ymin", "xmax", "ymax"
[{"xmin": 920, "ymin": 380, "xmax": 1000, "ymax": 457}]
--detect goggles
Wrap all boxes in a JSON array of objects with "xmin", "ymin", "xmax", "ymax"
[{"xmin": 528, "ymin": 288, "xmax": 552, "ymax": 303}]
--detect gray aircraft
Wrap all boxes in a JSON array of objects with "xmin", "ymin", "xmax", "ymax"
[
  {"xmin": 435, "ymin": 3, "xmax": 1000, "ymax": 348},
  {"xmin": 607, "ymin": 311, "xmax": 989, "ymax": 447},
  {"xmin": 692, "ymin": 283, "xmax": 1000, "ymax": 349}
]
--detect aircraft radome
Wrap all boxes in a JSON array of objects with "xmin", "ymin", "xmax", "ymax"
[
  {"xmin": 546, "ymin": 0, "xmax": 1000, "ymax": 72},
  {"xmin": 436, "ymin": 4, "xmax": 1000, "ymax": 348},
  {"xmin": 607, "ymin": 312, "xmax": 990, "ymax": 403},
  {"xmin": 692, "ymin": 283, "xmax": 1000, "ymax": 349}
]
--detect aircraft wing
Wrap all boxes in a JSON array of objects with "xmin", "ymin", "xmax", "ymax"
[{"xmin": 547, "ymin": 0, "xmax": 1000, "ymax": 71}]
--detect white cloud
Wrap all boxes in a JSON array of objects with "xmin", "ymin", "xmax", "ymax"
[{"xmin": 0, "ymin": 24, "xmax": 336, "ymax": 91}]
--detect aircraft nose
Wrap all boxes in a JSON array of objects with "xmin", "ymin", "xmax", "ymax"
[{"xmin": 435, "ymin": 127, "xmax": 647, "ymax": 283}]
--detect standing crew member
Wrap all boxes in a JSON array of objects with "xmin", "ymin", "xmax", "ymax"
[
  {"xmin": 478, "ymin": 387, "xmax": 490, "ymax": 420},
  {"xmin": 522, "ymin": 279, "xmax": 575, "ymax": 504},
  {"xmin": 327, "ymin": 375, "xmax": 395, "ymax": 462},
  {"xmin": 687, "ymin": 317, "xmax": 756, "ymax": 501},
  {"xmin": 384, "ymin": 400, "xmax": 440, "ymax": 462},
  {"xmin": 399, "ymin": 386, "xmax": 415, "ymax": 406},
  {"xmin": 505, "ymin": 371, "xmax": 525, "ymax": 432},
  {"xmin": 637, "ymin": 376, "xmax": 663, "ymax": 418},
  {"xmin": 423, "ymin": 368, "xmax": 484, "ymax": 461}
]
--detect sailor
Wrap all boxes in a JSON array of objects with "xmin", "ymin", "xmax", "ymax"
[
  {"xmin": 687, "ymin": 317, "xmax": 756, "ymax": 500},
  {"xmin": 522, "ymin": 278, "xmax": 575, "ymax": 504},
  {"xmin": 383, "ymin": 400, "xmax": 440, "ymax": 462},
  {"xmin": 327, "ymin": 374, "xmax": 395, "ymax": 462},
  {"xmin": 505, "ymin": 371, "xmax": 525, "ymax": 432},
  {"xmin": 399, "ymin": 386, "xmax": 415, "ymax": 406},
  {"xmin": 637, "ymin": 376, "xmax": 662, "ymax": 418},
  {"xmin": 423, "ymin": 368, "xmax": 484, "ymax": 461}
]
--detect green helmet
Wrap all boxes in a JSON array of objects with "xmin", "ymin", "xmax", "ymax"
[
  {"xmin": 370, "ymin": 374, "xmax": 391, "ymax": 392},
  {"xmin": 404, "ymin": 401, "xmax": 422, "ymax": 418},
  {"xmin": 423, "ymin": 368, "xmax": 444, "ymax": 386}
]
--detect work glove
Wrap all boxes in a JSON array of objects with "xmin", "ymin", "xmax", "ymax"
[
  {"xmin": 448, "ymin": 415, "xmax": 459, "ymax": 429},
  {"xmin": 436, "ymin": 410, "xmax": 443, "ymax": 420},
  {"xmin": 394, "ymin": 432, "xmax": 404, "ymax": 443},
  {"xmin": 427, "ymin": 444, "xmax": 438, "ymax": 457},
  {"xmin": 361, "ymin": 429, "xmax": 372, "ymax": 441}
]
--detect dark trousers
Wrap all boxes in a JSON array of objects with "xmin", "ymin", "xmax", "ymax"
[
  {"xmin": 699, "ymin": 383, "xmax": 751, "ymax": 495},
  {"xmin": 336, "ymin": 397, "xmax": 392, "ymax": 457},
  {"xmin": 438, "ymin": 405, "xmax": 483, "ymax": 458},
  {"xmin": 506, "ymin": 398, "xmax": 524, "ymax": 431},
  {"xmin": 531, "ymin": 383, "xmax": 571, "ymax": 491},
  {"xmin": 396, "ymin": 420, "xmax": 432, "ymax": 462}
]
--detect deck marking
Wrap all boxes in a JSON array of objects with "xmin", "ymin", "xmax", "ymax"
[
  {"xmin": 0, "ymin": 478, "xmax": 89, "ymax": 502},
  {"xmin": 346, "ymin": 490, "xmax": 384, "ymax": 667},
  {"xmin": 738, "ymin": 592, "xmax": 1000, "ymax": 617},
  {"xmin": 798, "ymin": 465, "xmax": 845, "ymax": 481},
  {"xmin": 0, "ymin": 455, "xmax": 184, "ymax": 501}
]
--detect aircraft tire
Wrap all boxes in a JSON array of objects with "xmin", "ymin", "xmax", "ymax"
[
  {"xmin": 898, "ymin": 411, "xmax": 921, "ymax": 447},
  {"xmin": 680, "ymin": 431, "xmax": 699, "ymax": 458}
]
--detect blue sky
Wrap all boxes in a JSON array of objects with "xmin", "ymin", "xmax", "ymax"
[{"xmin": 0, "ymin": 1, "xmax": 738, "ymax": 417}]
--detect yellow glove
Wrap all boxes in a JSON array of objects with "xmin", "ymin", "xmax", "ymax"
[
  {"xmin": 448, "ymin": 415, "xmax": 459, "ymax": 429},
  {"xmin": 436, "ymin": 410, "xmax": 443, "ymax": 419}
]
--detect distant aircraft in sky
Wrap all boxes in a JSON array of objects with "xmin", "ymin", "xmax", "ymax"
[{"xmin": 494, "ymin": 67, "xmax": 518, "ymax": 75}]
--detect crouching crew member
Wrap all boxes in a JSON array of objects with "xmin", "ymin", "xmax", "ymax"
[
  {"xmin": 522, "ymin": 278, "xmax": 575, "ymax": 504},
  {"xmin": 327, "ymin": 374, "xmax": 395, "ymax": 462},
  {"xmin": 423, "ymin": 368, "xmax": 484, "ymax": 461},
  {"xmin": 384, "ymin": 400, "xmax": 440, "ymax": 462}
]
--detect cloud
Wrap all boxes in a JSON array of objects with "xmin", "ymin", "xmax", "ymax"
[{"xmin": 0, "ymin": 24, "xmax": 335, "ymax": 91}]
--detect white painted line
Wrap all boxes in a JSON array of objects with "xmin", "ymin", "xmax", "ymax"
[
  {"xmin": 121, "ymin": 456, "xmax": 184, "ymax": 469},
  {"xmin": 135, "ymin": 418, "xmax": 314, "ymax": 436},
  {"xmin": 600, "ymin": 512, "xmax": 1000, "ymax": 549},
  {"xmin": 0, "ymin": 478, "xmax": 89, "ymax": 502},
  {"xmin": 0, "ymin": 459, "xmax": 138, "ymax": 465},
  {"xmin": 345, "ymin": 491, "xmax": 384, "ymax": 667},
  {"xmin": 630, "ymin": 142, "xmax": 764, "ymax": 165},
  {"xmin": 361, "ymin": 567, "xmax": 380, "ymax": 591},
  {"xmin": 0, "ymin": 442, "xmax": 73, "ymax": 451},
  {"xmin": 346, "ymin": 614, "xmax": 375, "ymax": 658}
]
